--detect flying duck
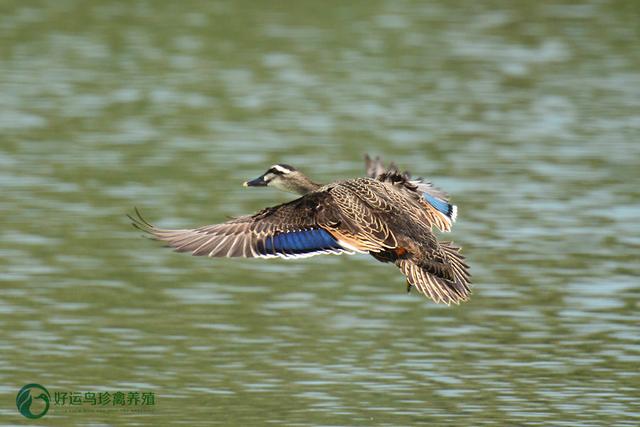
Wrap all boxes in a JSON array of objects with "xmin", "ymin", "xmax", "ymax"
[{"xmin": 129, "ymin": 155, "xmax": 471, "ymax": 304}]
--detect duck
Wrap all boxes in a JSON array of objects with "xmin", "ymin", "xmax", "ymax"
[{"xmin": 129, "ymin": 155, "xmax": 471, "ymax": 305}]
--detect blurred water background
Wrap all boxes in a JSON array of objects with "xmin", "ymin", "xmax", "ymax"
[{"xmin": 1, "ymin": 0, "xmax": 639, "ymax": 425}]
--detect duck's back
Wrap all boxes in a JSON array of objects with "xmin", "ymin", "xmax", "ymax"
[{"xmin": 327, "ymin": 177, "xmax": 437, "ymax": 235}]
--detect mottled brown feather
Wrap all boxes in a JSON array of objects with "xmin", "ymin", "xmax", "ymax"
[{"xmin": 129, "ymin": 158, "xmax": 471, "ymax": 304}]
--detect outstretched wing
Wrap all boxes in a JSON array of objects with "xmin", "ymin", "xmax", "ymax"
[
  {"xmin": 397, "ymin": 241, "xmax": 471, "ymax": 305},
  {"xmin": 128, "ymin": 195, "xmax": 353, "ymax": 260}
]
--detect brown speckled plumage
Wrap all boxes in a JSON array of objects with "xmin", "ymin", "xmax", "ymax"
[{"xmin": 129, "ymin": 155, "xmax": 471, "ymax": 305}]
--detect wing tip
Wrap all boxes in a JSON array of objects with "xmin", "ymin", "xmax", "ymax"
[
  {"xmin": 127, "ymin": 207, "xmax": 153, "ymax": 232},
  {"xmin": 398, "ymin": 259, "xmax": 472, "ymax": 305}
]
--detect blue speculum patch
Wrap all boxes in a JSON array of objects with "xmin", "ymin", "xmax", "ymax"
[
  {"xmin": 259, "ymin": 228, "xmax": 342, "ymax": 256},
  {"xmin": 423, "ymin": 193, "xmax": 452, "ymax": 217}
]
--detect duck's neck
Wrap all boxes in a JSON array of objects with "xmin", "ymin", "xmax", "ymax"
[
  {"xmin": 290, "ymin": 176, "xmax": 322, "ymax": 195},
  {"xmin": 274, "ymin": 174, "xmax": 322, "ymax": 195}
]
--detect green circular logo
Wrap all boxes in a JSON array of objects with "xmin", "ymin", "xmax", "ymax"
[{"xmin": 16, "ymin": 383, "xmax": 50, "ymax": 419}]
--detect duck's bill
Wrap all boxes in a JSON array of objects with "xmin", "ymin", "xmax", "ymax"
[{"xmin": 243, "ymin": 175, "xmax": 268, "ymax": 187}]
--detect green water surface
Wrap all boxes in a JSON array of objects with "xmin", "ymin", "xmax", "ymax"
[{"xmin": 1, "ymin": 1, "xmax": 639, "ymax": 425}]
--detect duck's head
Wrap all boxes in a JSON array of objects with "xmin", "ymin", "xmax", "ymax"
[{"xmin": 243, "ymin": 164, "xmax": 320, "ymax": 195}]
